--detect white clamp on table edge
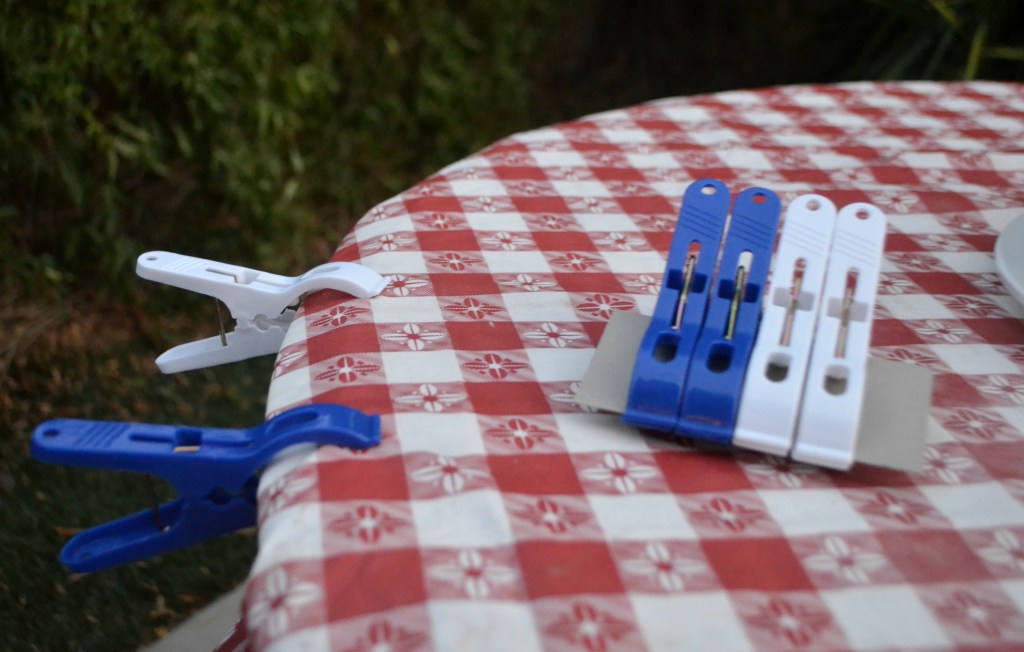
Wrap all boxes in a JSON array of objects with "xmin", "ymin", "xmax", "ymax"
[
  {"xmin": 137, "ymin": 251, "xmax": 388, "ymax": 373},
  {"xmin": 733, "ymin": 194, "xmax": 838, "ymax": 457},
  {"xmin": 791, "ymin": 203, "xmax": 887, "ymax": 470}
]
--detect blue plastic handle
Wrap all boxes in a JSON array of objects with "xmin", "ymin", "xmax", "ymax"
[
  {"xmin": 677, "ymin": 187, "xmax": 782, "ymax": 443},
  {"xmin": 32, "ymin": 404, "xmax": 380, "ymax": 572},
  {"xmin": 623, "ymin": 179, "xmax": 731, "ymax": 431}
]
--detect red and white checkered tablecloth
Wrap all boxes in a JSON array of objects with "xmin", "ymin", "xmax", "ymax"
[{"xmin": 244, "ymin": 81, "xmax": 1024, "ymax": 651}]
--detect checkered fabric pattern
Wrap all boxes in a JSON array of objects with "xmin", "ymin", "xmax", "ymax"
[{"xmin": 243, "ymin": 82, "xmax": 1024, "ymax": 651}]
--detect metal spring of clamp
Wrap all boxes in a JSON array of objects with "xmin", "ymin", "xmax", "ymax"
[
  {"xmin": 137, "ymin": 252, "xmax": 388, "ymax": 373},
  {"xmin": 32, "ymin": 404, "xmax": 381, "ymax": 573}
]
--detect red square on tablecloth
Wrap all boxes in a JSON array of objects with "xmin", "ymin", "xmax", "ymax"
[
  {"xmin": 446, "ymin": 321, "xmax": 522, "ymax": 350},
  {"xmin": 318, "ymin": 455, "xmax": 410, "ymax": 501},
  {"xmin": 554, "ymin": 272, "xmax": 624, "ymax": 293},
  {"xmin": 416, "ymin": 230, "xmax": 481, "ymax": 252},
  {"xmin": 701, "ymin": 538, "xmax": 812, "ymax": 590},
  {"xmin": 324, "ymin": 550, "xmax": 426, "ymax": 619},
  {"xmin": 489, "ymin": 454, "xmax": 584, "ymax": 495},
  {"xmin": 533, "ymin": 231, "xmax": 600, "ymax": 252},
  {"xmin": 317, "ymin": 384, "xmax": 396, "ymax": 418},
  {"xmin": 656, "ymin": 450, "xmax": 755, "ymax": 494},
  {"xmin": 962, "ymin": 318, "xmax": 1024, "ymax": 345},
  {"xmin": 429, "ymin": 273, "xmax": 503, "ymax": 296},
  {"xmin": 517, "ymin": 541, "xmax": 623, "ymax": 597},
  {"xmin": 878, "ymin": 530, "xmax": 993, "ymax": 582},
  {"xmin": 466, "ymin": 383, "xmax": 553, "ymax": 415}
]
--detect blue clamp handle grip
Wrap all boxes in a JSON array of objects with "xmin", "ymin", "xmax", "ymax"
[
  {"xmin": 623, "ymin": 179, "xmax": 731, "ymax": 432},
  {"xmin": 31, "ymin": 404, "xmax": 380, "ymax": 573},
  {"xmin": 677, "ymin": 187, "xmax": 781, "ymax": 444}
]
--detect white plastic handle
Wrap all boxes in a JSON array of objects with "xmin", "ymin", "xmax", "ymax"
[
  {"xmin": 136, "ymin": 252, "xmax": 388, "ymax": 320},
  {"xmin": 791, "ymin": 203, "xmax": 886, "ymax": 470},
  {"xmin": 734, "ymin": 194, "xmax": 838, "ymax": 457}
]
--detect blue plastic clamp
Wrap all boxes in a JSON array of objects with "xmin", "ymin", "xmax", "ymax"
[
  {"xmin": 31, "ymin": 404, "xmax": 380, "ymax": 573},
  {"xmin": 623, "ymin": 179, "xmax": 731, "ymax": 432},
  {"xmin": 676, "ymin": 186, "xmax": 782, "ymax": 443}
]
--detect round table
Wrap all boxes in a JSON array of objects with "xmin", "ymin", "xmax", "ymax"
[{"xmin": 245, "ymin": 81, "xmax": 1024, "ymax": 651}]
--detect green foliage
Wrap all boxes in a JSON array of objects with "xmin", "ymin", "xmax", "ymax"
[
  {"xmin": 0, "ymin": 0, "xmax": 558, "ymax": 296},
  {"xmin": 851, "ymin": 0, "xmax": 1024, "ymax": 80}
]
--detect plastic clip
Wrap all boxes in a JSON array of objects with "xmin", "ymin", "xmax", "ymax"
[
  {"xmin": 623, "ymin": 179, "xmax": 731, "ymax": 432},
  {"xmin": 676, "ymin": 187, "xmax": 782, "ymax": 444},
  {"xmin": 733, "ymin": 194, "xmax": 838, "ymax": 456},
  {"xmin": 32, "ymin": 404, "xmax": 381, "ymax": 572},
  {"xmin": 137, "ymin": 252, "xmax": 388, "ymax": 373},
  {"xmin": 791, "ymin": 203, "xmax": 887, "ymax": 469}
]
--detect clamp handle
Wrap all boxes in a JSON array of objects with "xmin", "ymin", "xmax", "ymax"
[{"xmin": 32, "ymin": 404, "xmax": 380, "ymax": 572}]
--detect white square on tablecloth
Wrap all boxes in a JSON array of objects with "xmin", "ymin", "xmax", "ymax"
[
  {"xmin": 820, "ymin": 112, "xmax": 872, "ymax": 128},
  {"xmin": 429, "ymin": 601, "xmax": 542, "ymax": 652},
  {"xmin": 898, "ymin": 114, "xmax": 946, "ymax": 130},
  {"xmin": 589, "ymin": 494, "xmax": 697, "ymax": 541},
  {"xmin": 937, "ymin": 136, "xmax": 988, "ymax": 152},
  {"xmin": 759, "ymin": 489, "xmax": 872, "ymax": 537},
  {"xmin": 1001, "ymin": 579, "xmax": 1024, "ymax": 613},
  {"xmin": 887, "ymin": 213, "xmax": 947, "ymax": 234},
  {"xmin": 480, "ymin": 251, "xmax": 551, "ymax": 274},
  {"xmin": 599, "ymin": 251, "xmax": 665, "ymax": 275},
  {"xmin": 447, "ymin": 179, "xmax": 510, "ymax": 197},
  {"xmin": 930, "ymin": 344, "xmax": 1021, "ymax": 375},
  {"xmin": 371, "ymin": 295, "xmax": 445, "ymax": 324},
  {"xmin": 658, "ymin": 105, "xmax": 712, "ymax": 123},
  {"xmin": 875, "ymin": 294, "xmax": 956, "ymax": 320},
  {"xmin": 515, "ymin": 127, "xmax": 565, "ymax": 143},
  {"xmin": 530, "ymin": 150, "xmax": 586, "ymax": 168},
  {"xmin": 741, "ymin": 111, "xmax": 792, "ymax": 127},
  {"xmin": 631, "ymin": 593, "xmax": 754, "ymax": 651},
  {"xmin": 649, "ymin": 181, "xmax": 688, "ymax": 200},
  {"xmin": 501, "ymin": 292, "xmax": 577, "ymax": 322},
  {"xmin": 991, "ymin": 296, "xmax": 1024, "ymax": 320},
  {"xmin": 602, "ymin": 128, "xmax": 654, "ymax": 144},
  {"xmin": 412, "ymin": 489, "xmax": 514, "ymax": 547},
  {"xmin": 990, "ymin": 153, "xmax": 1024, "ymax": 171},
  {"xmin": 525, "ymin": 348, "xmax": 594, "ymax": 383},
  {"xmin": 354, "ymin": 215, "xmax": 415, "ymax": 241},
  {"xmin": 920, "ymin": 482, "xmax": 1024, "ymax": 529},
  {"xmin": 689, "ymin": 128, "xmax": 741, "ymax": 146},
  {"xmin": 360, "ymin": 251, "xmax": 428, "ymax": 275},
  {"xmin": 772, "ymin": 132, "xmax": 827, "ymax": 148},
  {"xmin": 464, "ymin": 212, "xmax": 530, "ymax": 232},
  {"xmin": 574, "ymin": 213, "xmax": 640, "ymax": 232},
  {"xmin": 861, "ymin": 135, "xmax": 911, "ymax": 150},
  {"xmin": 931, "ymin": 252, "xmax": 995, "ymax": 274},
  {"xmin": 899, "ymin": 152, "xmax": 953, "ymax": 169},
  {"xmin": 807, "ymin": 152, "xmax": 864, "ymax": 170},
  {"xmin": 395, "ymin": 412, "xmax": 485, "ymax": 456},
  {"xmin": 250, "ymin": 504, "xmax": 324, "ymax": 574},
  {"xmin": 382, "ymin": 350, "xmax": 462, "ymax": 385},
  {"xmin": 550, "ymin": 180, "xmax": 613, "ymax": 198},
  {"xmin": 718, "ymin": 150, "xmax": 774, "ymax": 170},
  {"xmin": 625, "ymin": 152, "xmax": 680, "ymax": 169},
  {"xmin": 936, "ymin": 96, "xmax": 985, "ymax": 113},
  {"xmin": 555, "ymin": 413, "xmax": 653, "ymax": 453},
  {"xmin": 265, "ymin": 367, "xmax": 313, "ymax": 416},
  {"xmin": 821, "ymin": 586, "xmax": 948, "ymax": 649}
]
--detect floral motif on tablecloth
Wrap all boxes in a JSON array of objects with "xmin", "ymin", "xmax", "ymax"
[
  {"xmin": 929, "ymin": 588, "xmax": 1024, "ymax": 644},
  {"xmin": 310, "ymin": 305, "xmax": 370, "ymax": 329},
  {"xmin": 544, "ymin": 602, "xmax": 634, "ymax": 651},
  {"xmin": 314, "ymin": 356, "xmax": 380, "ymax": 383},
  {"xmin": 340, "ymin": 621, "xmax": 428, "ymax": 652},
  {"xmin": 742, "ymin": 455, "xmax": 825, "ymax": 489},
  {"xmin": 480, "ymin": 231, "xmax": 534, "ymax": 251},
  {"xmin": 977, "ymin": 375, "xmax": 1024, "ymax": 405},
  {"xmin": 394, "ymin": 384, "xmax": 467, "ymax": 413},
  {"xmin": 499, "ymin": 274, "xmax": 558, "ymax": 292},
  {"xmin": 579, "ymin": 453, "xmax": 658, "ymax": 494},
  {"xmin": 384, "ymin": 275, "xmax": 430, "ymax": 297},
  {"xmin": 575, "ymin": 294, "xmax": 636, "ymax": 320},
  {"xmin": 522, "ymin": 323, "xmax": 587, "ymax": 348},
  {"xmin": 381, "ymin": 324, "xmax": 447, "ymax": 351},
  {"xmin": 684, "ymin": 496, "xmax": 773, "ymax": 534},
  {"xmin": 938, "ymin": 408, "xmax": 1020, "ymax": 442},
  {"xmin": 550, "ymin": 252, "xmax": 602, "ymax": 271},
  {"xmin": 741, "ymin": 595, "xmax": 836, "ymax": 649},
  {"xmin": 922, "ymin": 445, "xmax": 981, "ymax": 485},
  {"xmin": 444, "ymin": 297, "xmax": 504, "ymax": 320},
  {"xmin": 410, "ymin": 455, "xmax": 490, "ymax": 494},
  {"xmin": 484, "ymin": 418, "xmax": 559, "ymax": 450},
  {"xmin": 619, "ymin": 542, "xmax": 709, "ymax": 592},
  {"xmin": 512, "ymin": 498, "xmax": 591, "ymax": 535},
  {"xmin": 247, "ymin": 568, "xmax": 321, "ymax": 639},
  {"xmin": 978, "ymin": 529, "xmax": 1024, "ymax": 574},
  {"xmin": 802, "ymin": 536, "xmax": 888, "ymax": 584},
  {"xmin": 427, "ymin": 252, "xmax": 483, "ymax": 271},
  {"xmin": 463, "ymin": 353, "xmax": 529, "ymax": 380},
  {"xmin": 327, "ymin": 504, "xmax": 410, "ymax": 544},
  {"xmin": 426, "ymin": 549, "xmax": 518, "ymax": 598}
]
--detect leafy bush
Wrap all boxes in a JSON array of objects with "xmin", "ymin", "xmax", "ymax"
[{"xmin": 1, "ymin": 0, "xmax": 558, "ymax": 295}]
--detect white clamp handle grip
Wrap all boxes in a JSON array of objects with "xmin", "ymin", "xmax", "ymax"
[
  {"xmin": 792, "ymin": 203, "xmax": 887, "ymax": 470},
  {"xmin": 136, "ymin": 251, "xmax": 388, "ymax": 321},
  {"xmin": 734, "ymin": 194, "xmax": 838, "ymax": 457}
]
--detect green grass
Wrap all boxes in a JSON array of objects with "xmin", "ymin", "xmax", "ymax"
[{"xmin": 1, "ymin": 294, "xmax": 271, "ymax": 650}]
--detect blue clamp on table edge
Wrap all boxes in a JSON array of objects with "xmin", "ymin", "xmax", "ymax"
[
  {"xmin": 677, "ymin": 186, "xmax": 782, "ymax": 444},
  {"xmin": 31, "ymin": 403, "xmax": 380, "ymax": 573},
  {"xmin": 623, "ymin": 179, "xmax": 731, "ymax": 432}
]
